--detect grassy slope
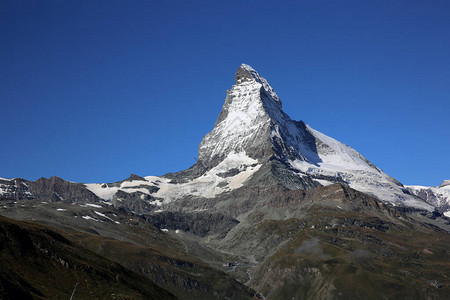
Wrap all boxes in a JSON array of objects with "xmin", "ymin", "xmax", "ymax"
[
  {"xmin": 0, "ymin": 215, "xmax": 177, "ymax": 300},
  {"xmin": 0, "ymin": 201, "xmax": 255, "ymax": 300},
  {"xmin": 66, "ymin": 228, "xmax": 254, "ymax": 300},
  {"xmin": 249, "ymin": 204, "xmax": 450, "ymax": 299}
]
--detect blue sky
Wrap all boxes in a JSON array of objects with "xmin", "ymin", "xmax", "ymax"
[{"xmin": 1, "ymin": 0, "xmax": 449, "ymax": 186}]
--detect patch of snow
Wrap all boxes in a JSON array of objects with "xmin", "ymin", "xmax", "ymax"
[
  {"xmin": 444, "ymin": 211, "xmax": 450, "ymax": 218},
  {"xmin": 227, "ymin": 164, "xmax": 261, "ymax": 189},
  {"xmin": 152, "ymin": 152, "xmax": 261, "ymax": 203},
  {"xmin": 161, "ymin": 228, "xmax": 169, "ymax": 232},
  {"xmin": 314, "ymin": 179, "xmax": 335, "ymax": 186},
  {"xmin": 85, "ymin": 179, "xmax": 159, "ymax": 201},
  {"xmin": 120, "ymin": 180, "xmax": 150, "ymax": 188},
  {"xmin": 94, "ymin": 211, "xmax": 120, "ymax": 224},
  {"xmin": 56, "ymin": 208, "xmax": 67, "ymax": 211},
  {"xmin": 82, "ymin": 216, "xmax": 98, "ymax": 222},
  {"xmin": 85, "ymin": 183, "xmax": 119, "ymax": 201},
  {"xmin": 85, "ymin": 203, "xmax": 102, "ymax": 208}
]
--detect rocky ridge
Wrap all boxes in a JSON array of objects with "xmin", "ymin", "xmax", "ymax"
[{"xmin": 406, "ymin": 180, "xmax": 450, "ymax": 216}]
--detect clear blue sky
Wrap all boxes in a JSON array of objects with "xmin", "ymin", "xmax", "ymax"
[{"xmin": 1, "ymin": 0, "xmax": 449, "ymax": 186}]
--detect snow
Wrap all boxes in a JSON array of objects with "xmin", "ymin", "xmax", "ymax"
[
  {"xmin": 94, "ymin": 211, "xmax": 107, "ymax": 218},
  {"xmin": 85, "ymin": 181, "xmax": 158, "ymax": 202},
  {"xmin": 82, "ymin": 64, "xmax": 435, "ymax": 212},
  {"xmin": 161, "ymin": 228, "xmax": 169, "ymax": 232},
  {"xmin": 314, "ymin": 179, "xmax": 335, "ymax": 186},
  {"xmin": 85, "ymin": 151, "xmax": 262, "ymax": 205},
  {"xmin": 56, "ymin": 208, "xmax": 67, "ymax": 211},
  {"xmin": 198, "ymin": 79, "xmax": 270, "ymax": 160},
  {"xmin": 406, "ymin": 184, "xmax": 450, "ymax": 210},
  {"xmin": 444, "ymin": 211, "xmax": 450, "ymax": 218},
  {"xmin": 85, "ymin": 183, "xmax": 119, "ymax": 201},
  {"xmin": 0, "ymin": 180, "xmax": 33, "ymax": 197},
  {"xmin": 84, "ymin": 203, "xmax": 102, "ymax": 208},
  {"xmin": 227, "ymin": 164, "xmax": 261, "ymax": 189},
  {"xmin": 240, "ymin": 64, "xmax": 281, "ymax": 105},
  {"xmin": 288, "ymin": 125, "xmax": 433, "ymax": 211},
  {"xmin": 54, "ymin": 192, "xmax": 63, "ymax": 201},
  {"xmin": 82, "ymin": 216, "xmax": 98, "ymax": 222},
  {"xmin": 152, "ymin": 152, "xmax": 261, "ymax": 203},
  {"xmin": 120, "ymin": 180, "xmax": 149, "ymax": 188},
  {"xmin": 94, "ymin": 211, "xmax": 120, "ymax": 224}
]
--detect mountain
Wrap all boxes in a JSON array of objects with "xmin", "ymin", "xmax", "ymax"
[
  {"xmin": 406, "ymin": 180, "xmax": 450, "ymax": 216},
  {"xmin": 0, "ymin": 64, "xmax": 433, "ymax": 211},
  {"xmin": 1, "ymin": 64, "xmax": 449, "ymax": 300},
  {"xmin": 75, "ymin": 64, "xmax": 432, "ymax": 211}
]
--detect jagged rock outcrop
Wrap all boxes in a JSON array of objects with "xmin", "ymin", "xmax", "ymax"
[
  {"xmin": 0, "ymin": 176, "xmax": 100, "ymax": 203},
  {"xmin": 406, "ymin": 180, "xmax": 450, "ymax": 215},
  {"xmin": 0, "ymin": 178, "xmax": 34, "ymax": 201}
]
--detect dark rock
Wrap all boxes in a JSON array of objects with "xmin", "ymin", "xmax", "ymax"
[
  {"xmin": 28, "ymin": 176, "xmax": 100, "ymax": 203},
  {"xmin": 145, "ymin": 211, "xmax": 239, "ymax": 238}
]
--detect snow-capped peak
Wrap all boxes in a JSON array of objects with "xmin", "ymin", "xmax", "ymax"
[
  {"xmin": 235, "ymin": 64, "xmax": 281, "ymax": 106},
  {"xmin": 86, "ymin": 64, "xmax": 434, "ymax": 211},
  {"xmin": 195, "ymin": 64, "xmax": 432, "ymax": 210}
]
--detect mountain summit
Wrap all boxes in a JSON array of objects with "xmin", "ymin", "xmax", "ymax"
[
  {"xmin": 1, "ymin": 64, "xmax": 434, "ymax": 211},
  {"xmin": 186, "ymin": 64, "xmax": 431, "ymax": 209}
]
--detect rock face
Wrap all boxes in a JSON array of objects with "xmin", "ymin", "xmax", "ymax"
[
  {"xmin": 0, "ymin": 178, "xmax": 34, "ymax": 201},
  {"xmin": 144, "ymin": 211, "xmax": 240, "ymax": 238},
  {"xmin": 0, "ymin": 176, "xmax": 100, "ymax": 203},
  {"xmin": 29, "ymin": 176, "xmax": 101, "ymax": 203}
]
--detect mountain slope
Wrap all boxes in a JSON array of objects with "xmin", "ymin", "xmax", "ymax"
[{"xmin": 0, "ymin": 215, "xmax": 176, "ymax": 300}]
